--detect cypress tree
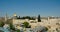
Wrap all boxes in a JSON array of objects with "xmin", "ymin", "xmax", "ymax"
[{"xmin": 38, "ymin": 14, "xmax": 41, "ymax": 22}]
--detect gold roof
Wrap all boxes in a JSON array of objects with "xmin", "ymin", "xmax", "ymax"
[{"xmin": 13, "ymin": 13, "xmax": 17, "ymax": 16}]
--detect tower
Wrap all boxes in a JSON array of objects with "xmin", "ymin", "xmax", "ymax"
[{"xmin": 5, "ymin": 13, "xmax": 8, "ymax": 23}]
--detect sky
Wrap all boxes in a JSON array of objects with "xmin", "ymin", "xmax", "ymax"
[{"xmin": 0, "ymin": 0, "xmax": 60, "ymax": 17}]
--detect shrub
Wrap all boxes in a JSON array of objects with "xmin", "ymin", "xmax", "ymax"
[
  {"xmin": 16, "ymin": 29, "xmax": 20, "ymax": 32},
  {"xmin": 23, "ymin": 22, "xmax": 29, "ymax": 28},
  {"xmin": 0, "ymin": 21, "xmax": 4, "ymax": 27}
]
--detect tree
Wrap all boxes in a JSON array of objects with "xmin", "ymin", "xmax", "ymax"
[
  {"xmin": 44, "ymin": 27, "xmax": 48, "ymax": 31},
  {"xmin": 16, "ymin": 29, "xmax": 20, "ymax": 32},
  {"xmin": 0, "ymin": 21, "xmax": 4, "ymax": 27},
  {"xmin": 38, "ymin": 14, "xmax": 41, "ymax": 22},
  {"xmin": 9, "ymin": 23, "xmax": 15, "ymax": 31},
  {"xmin": 23, "ymin": 22, "xmax": 29, "ymax": 28}
]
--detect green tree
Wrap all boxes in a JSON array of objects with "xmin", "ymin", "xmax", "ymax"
[
  {"xmin": 45, "ymin": 27, "xmax": 48, "ymax": 31},
  {"xmin": 9, "ymin": 23, "xmax": 15, "ymax": 31},
  {"xmin": 0, "ymin": 21, "xmax": 4, "ymax": 27},
  {"xmin": 16, "ymin": 29, "xmax": 20, "ymax": 32},
  {"xmin": 23, "ymin": 22, "xmax": 29, "ymax": 28},
  {"xmin": 38, "ymin": 14, "xmax": 41, "ymax": 22}
]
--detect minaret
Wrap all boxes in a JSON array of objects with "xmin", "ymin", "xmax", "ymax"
[{"xmin": 5, "ymin": 13, "xmax": 8, "ymax": 23}]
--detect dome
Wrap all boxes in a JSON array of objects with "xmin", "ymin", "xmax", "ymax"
[{"xmin": 13, "ymin": 13, "xmax": 17, "ymax": 17}]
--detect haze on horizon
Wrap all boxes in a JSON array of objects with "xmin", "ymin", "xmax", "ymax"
[{"xmin": 0, "ymin": 0, "xmax": 60, "ymax": 17}]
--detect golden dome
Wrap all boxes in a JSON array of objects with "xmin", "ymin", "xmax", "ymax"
[{"xmin": 13, "ymin": 13, "xmax": 17, "ymax": 16}]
